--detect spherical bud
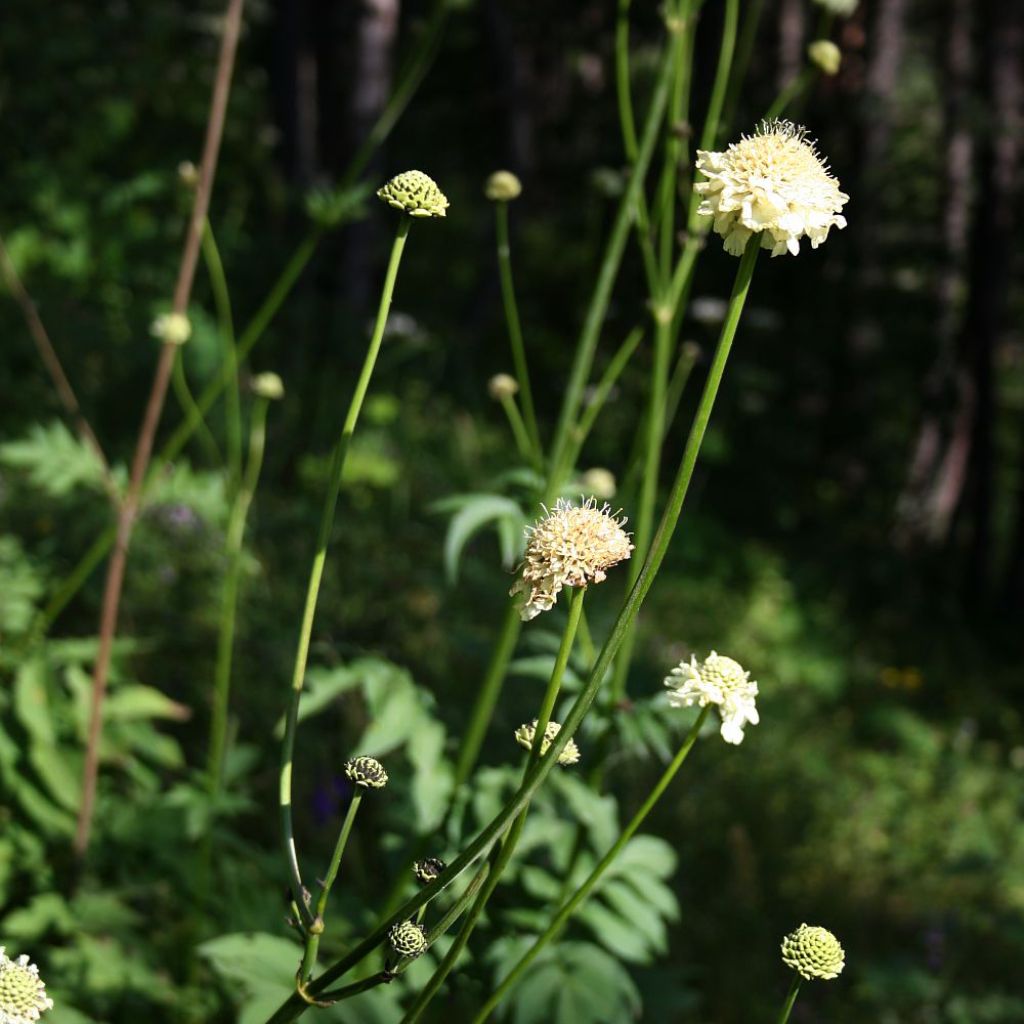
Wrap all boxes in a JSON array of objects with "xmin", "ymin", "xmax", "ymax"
[
  {"xmin": 488, "ymin": 373, "xmax": 519, "ymax": 401},
  {"xmin": 484, "ymin": 170, "xmax": 522, "ymax": 202},
  {"xmin": 251, "ymin": 372, "xmax": 285, "ymax": 401},
  {"xmin": 150, "ymin": 312, "xmax": 192, "ymax": 346},
  {"xmin": 807, "ymin": 40, "xmax": 842, "ymax": 76},
  {"xmin": 377, "ymin": 170, "xmax": 449, "ymax": 218},
  {"xmin": 177, "ymin": 160, "xmax": 199, "ymax": 188},
  {"xmin": 413, "ymin": 857, "xmax": 446, "ymax": 886},
  {"xmin": 388, "ymin": 921, "xmax": 428, "ymax": 960},
  {"xmin": 344, "ymin": 756, "xmax": 388, "ymax": 790},
  {"xmin": 580, "ymin": 468, "xmax": 616, "ymax": 500},
  {"xmin": 781, "ymin": 923, "xmax": 845, "ymax": 980},
  {"xmin": 0, "ymin": 946, "xmax": 54, "ymax": 1022}
]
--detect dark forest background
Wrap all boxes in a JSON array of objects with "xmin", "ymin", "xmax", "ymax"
[{"xmin": 1, "ymin": 1, "xmax": 1022, "ymax": 1022}]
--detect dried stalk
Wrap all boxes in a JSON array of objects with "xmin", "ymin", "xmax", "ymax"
[{"xmin": 74, "ymin": 0, "xmax": 246, "ymax": 856}]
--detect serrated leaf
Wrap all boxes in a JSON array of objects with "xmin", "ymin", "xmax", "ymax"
[{"xmin": 0, "ymin": 421, "xmax": 107, "ymax": 496}]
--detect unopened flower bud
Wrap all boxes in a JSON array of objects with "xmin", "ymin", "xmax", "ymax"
[
  {"xmin": 377, "ymin": 170, "xmax": 449, "ymax": 218},
  {"xmin": 781, "ymin": 923, "xmax": 845, "ymax": 980},
  {"xmin": 580, "ymin": 468, "xmax": 616, "ymax": 500},
  {"xmin": 488, "ymin": 373, "xmax": 519, "ymax": 401},
  {"xmin": 177, "ymin": 160, "xmax": 199, "ymax": 188},
  {"xmin": 807, "ymin": 40, "xmax": 842, "ymax": 76},
  {"xmin": 484, "ymin": 171, "xmax": 522, "ymax": 202},
  {"xmin": 388, "ymin": 921, "xmax": 428, "ymax": 959},
  {"xmin": 151, "ymin": 312, "xmax": 192, "ymax": 346},
  {"xmin": 344, "ymin": 756, "xmax": 388, "ymax": 790},
  {"xmin": 413, "ymin": 857, "xmax": 446, "ymax": 885},
  {"xmin": 251, "ymin": 372, "xmax": 285, "ymax": 401}
]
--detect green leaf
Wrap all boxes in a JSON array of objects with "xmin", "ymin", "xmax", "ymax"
[
  {"xmin": 577, "ymin": 900, "xmax": 657, "ymax": 962},
  {"xmin": 28, "ymin": 742, "xmax": 82, "ymax": 811},
  {"xmin": 104, "ymin": 685, "xmax": 190, "ymax": 722},
  {"xmin": 438, "ymin": 493, "xmax": 524, "ymax": 583},
  {"xmin": 0, "ymin": 421, "xmax": 108, "ymax": 496},
  {"xmin": 0, "ymin": 535, "xmax": 45, "ymax": 634}
]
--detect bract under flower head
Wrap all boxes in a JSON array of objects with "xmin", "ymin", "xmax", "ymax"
[
  {"xmin": 781, "ymin": 923, "xmax": 845, "ymax": 980},
  {"xmin": 664, "ymin": 651, "xmax": 759, "ymax": 744},
  {"xmin": 377, "ymin": 170, "xmax": 449, "ymax": 218},
  {"xmin": 511, "ymin": 497, "xmax": 633, "ymax": 620},
  {"xmin": 514, "ymin": 719, "xmax": 581, "ymax": 766},
  {"xmin": 0, "ymin": 946, "xmax": 53, "ymax": 1023},
  {"xmin": 695, "ymin": 119, "xmax": 848, "ymax": 257}
]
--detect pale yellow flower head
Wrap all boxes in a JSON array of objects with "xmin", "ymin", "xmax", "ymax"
[
  {"xmin": 377, "ymin": 170, "xmax": 449, "ymax": 218},
  {"xmin": 580, "ymin": 467, "xmax": 617, "ymax": 500},
  {"xmin": 0, "ymin": 946, "xmax": 54, "ymax": 1022},
  {"xmin": 515, "ymin": 719, "xmax": 581, "ymax": 766},
  {"xmin": 695, "ymin": 120, "xmax": 849, "ymax": 257},
  {"xmin": 813, "ymin": 0, "xmax": 858, "ymax": 15},
  {"xmin": 511, "ymin": 497, "xmax": 633, "ymax": 620},
  {"xmin": 781, "ymin": 924, "xmax": 845, "ymax": 980},
  {"xmin": 664, "ymin": 651, "xmax": 759, "ymax": 744},
  {"xmin": 150, "ymin": 312, "xmax": 192, "ymax": 346},
  {"xmin": 807, "ymin": 40, "xmax": 842, "ymax": 76},
  {"xmin": 250, "ymin": 372, "xmax": 284, "ymax": 401}
]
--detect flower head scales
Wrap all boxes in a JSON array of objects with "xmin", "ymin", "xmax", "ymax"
[
  {"xmin": 344, "ymin": 756, "xmax": 388, "ymax": 790},
  {"xmin": 695, "ymin": 120, "xmax": 848, "ymax": 257},
  {"xmin": 664, "ymin": 651, "xmax": 759, "ymax": 744},
  {"xmin": 514, "ymin": 720, "xmax": 580, "ymax": 766},
  {"xmin": 0, "ymin": 947, "xmax": 54, "ymax": 1023},
  {"xmin": 388, "ymin": 921, "xmax": 428, "ymax": 960},
  {"xmin": 377, "ymin": 170, "xmax": 449, "ymax": 218},
  {"xmin": 781, "ymin": 923, "xmax": 845, "ymax": 980},
  {"xmin": 511, "ymin": 497, "xmax": 633, "ymax": 620}
]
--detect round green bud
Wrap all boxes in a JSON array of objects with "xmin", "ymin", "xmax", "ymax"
[
  {"xmin": 484, "ymin": 170, "xmax": 522, "ymax": 202},
  {"xmin": 388, "ymin": 920, "xmax": 428, "ymax": 959},
  {"xmin": 488, "ymin": 373, "xmax": 519, "ymax": 401},
  {"xmin": 251, "ymin": 372, "xmax": 285, "ymax": 401},
  {"xmin": 780, "ymin": 923, "xmax": 845, "ymax": 980},
  {"xmin": 344, "ymin": 756, "xmax": 388, "ymax": 790},
  {"xmin": 807, "ymin": 40, "xmax": 842, "ymax": 76},
  {"xmin": 413, "ymin": 857, "xmax": 446, "ymax": 885},
  {"xmin": 377, "ymin": 170, "xmax": 449, "ymax": 218}
]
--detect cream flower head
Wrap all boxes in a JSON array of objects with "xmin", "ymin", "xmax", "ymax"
[
  {"xmin": 695, "ymin": 120, "xmax": 848, "ymax": 257},
  {"xmin": 664, "ymin": 651, "xmax": 759, "ymax": 744},
  {"xmin": 511, "ymin": 497, "xmax": 633, "ymax": 620},
  {"xmin": 813, "ymin": 0, "xmax": 858, "ymax": 15},
  {"xmin": 781, "ymin": 923, "xmax": 845, "ymax": 980},
  {"xmin": 150, "ymin": 312, "xmax": 192, "ymax": 346},
  {"xmin": 0, "ymin": 947, "xmax": 53, "ymax": 1023},
  {"xmin": 515, "ymin": 719, "xmax": 580, "ymax": 766}
]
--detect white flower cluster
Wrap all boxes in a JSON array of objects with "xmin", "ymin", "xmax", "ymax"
[
  {"xmin": 664, "ymin": 651, "xmax": 759, "ymax": 744},
  {"xmin": 0, "ymin": 947, "xmax": 53, "ymax": 1023}
]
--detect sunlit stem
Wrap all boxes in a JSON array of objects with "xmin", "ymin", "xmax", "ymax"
[{"xmin": 278, "ymin": 216, "xmax": 411, "ymax": 928}]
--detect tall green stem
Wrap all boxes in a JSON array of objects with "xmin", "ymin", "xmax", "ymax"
[
  {"xmin": 299, "ymin": 791, "xmax": 364, "ymax": 981},
  {"xmin": 495, "ymin": 202, "xmax": 541, "ymax": 457},
  {"xmin": 201, "ymin": 221, "xmax": 241, "ymax": 486},
  {"xmin": 546, "ymin": 42, "xmax": 676, "ymax": 491},
  {"xmin": 207, "ymin": 396, "xmax": 270, "ymax": 792},
  {"xmin": 265, "ymin": 237, "xmax": 761, "ymax": 1024},
  {"xmin": 278, "ymin": 216, "xmax": 411, "ymax": 927},
  {"xmin": 471, "ymin": 706, "xmax": 710, "ymax": 1022},
  {"xmin": 398, "ymin": 588, "xmax": 585, "ymax": 1024},
  {"xmin": 776, "ymin": 976, "xmax": 802, "ymax": 1024},
  {"xmin": 171, "ymin": 354, "xmax": 221, "ymax": 464}
]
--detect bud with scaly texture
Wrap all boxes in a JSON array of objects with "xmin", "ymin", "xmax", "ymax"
[
  {"xmin": 388, "ymin": 921, "xmax": 428, "ymax": 959},
  {"xmin": 377, "ymin": 171, "xmax": 449, "ymax": 218},
  {"xmin": 484, "ymin": 170, "xmax": 522, "ymax": 202},
  {"xmin": 780, "ymin": 924, "xmax": 845, "ymax": 980},
  {"xmin": 413, "ymin": 857, "xmax": 446, "ymax": 885},
  {"xmin": 343, "ymin": 756, "xmax": 388, "ymax": 790}
]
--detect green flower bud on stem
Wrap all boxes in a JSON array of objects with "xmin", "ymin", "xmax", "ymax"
[
  {"xmin": 484, "ymin": 170, "xmax": 522, "ymax": 202},
  {"xmin": 780, "ymin": 923, "xmax": 845, "ymax": 980},
  {"xmin": 377, "ymin": 171, "xmax": 449, "ymax": 218},
  {"xmin": 344, "ymin": 756, "xmax": 388, "ymax": 790}
]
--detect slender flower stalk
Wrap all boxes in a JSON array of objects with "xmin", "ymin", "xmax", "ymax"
[
  {"xmin": 264, "ymin": 229, "xmax": 763, "ymax": 1024},
  {"xmin": 470, "ymin": 706, "xmax": 711, "ymax": 1023},
  {"xmin": 278, "ymin": 211, "xmax": 415, "ymax": 926},
  {"xmin": 207, "ymin": 385, "xmax": 276, "ymax": 794},
  {"xmin": 74, "ymin": 0, "xmax": 246, "ymax": 857},
  {"xmin": 776, "ymin": 976, "xmax": 802, "ymax": 1024},
  {"xmin": 492, "ymin": 194, "xmax": 542, "ymax": 457},
  {"xmin": 397, "ymin": 588, "xmax": 586, "ymax": 1024},
  {"xmin": 201, "ymin": 220, "xmax": 242, "ymax": 486}
]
